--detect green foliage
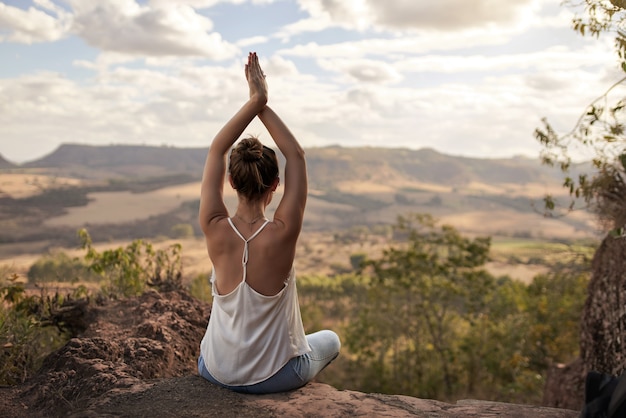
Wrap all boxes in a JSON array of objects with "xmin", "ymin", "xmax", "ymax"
[
  {"xmin": 78, "ymin": 229, "xmax": 183, "ymax": 298},
  {"xmin": 349, "ymin": 253, "xmax": 368, "ymax": 271},
  {"xmin": 27, "ymin": 251, "xmax": 100, "ymax": 284},
  {"xmin": 1, "ymin": 230, "xmax": 189, "ymax": 387},
  {"xmin": 322, "ymin": 214, "xmax": 591, "ymax": 404},
  {"xmin": 189, "ymin": 273, "xmax": 212, "ymax": 303},
  {"xmin": 567, "ymin": 1, "xmax": 626, "ymax": 64},
  {"xmin": 170, "ymin": 223, "xmax": 195, "ymax": 239},
  {"xmin": 345, "ymin": 214, "xmax": 493, "ymax": 399},
  {"xmin": 536, "ymin": 1, "xmax": 626, "ymax": 232},
  {"xmin": 0, "ymin": 274, "xmax": 76, "ymax": 385},
  {"xmin": 523, "ymin": 270, "xmax": 589, "ymax": 369}
]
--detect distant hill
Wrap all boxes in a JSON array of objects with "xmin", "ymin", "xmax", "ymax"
[
  {"xmin": 21, "ymin": 143, "xmax": 569, "ymax": 189},
  {"xmin": 24, "ymin": 143, "xmax": 207, "ymax": 179},
  {"xmin": 304, "ymin": 146, "xmax": 566, "ymax": 188},
  {"xmin": 0, "ymin": 154, "xmax": 16, "ymax": 169}
]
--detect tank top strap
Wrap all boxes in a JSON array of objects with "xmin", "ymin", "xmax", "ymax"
[{"xmin": 227, "ymin": 218, "xmax": 270, "ymax": 282}]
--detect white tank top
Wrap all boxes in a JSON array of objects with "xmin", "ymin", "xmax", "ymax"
[{"xmin": 200, "ymin": 218, "xmax": 311, "ymax": 386}]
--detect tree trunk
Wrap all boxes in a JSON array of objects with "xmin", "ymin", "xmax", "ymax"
[{"xmin": 580, "ymin": 235, "xmax": 626, "ymax": 376}]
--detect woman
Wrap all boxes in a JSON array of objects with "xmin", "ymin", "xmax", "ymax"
[{"xmin": 197, "ymin": 52, "xmax": 340, "ymax": 394}]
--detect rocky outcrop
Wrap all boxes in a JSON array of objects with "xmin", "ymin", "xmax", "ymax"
[
  {"xmin": 20, "ymin": 289, "xmax": 210, "ymax": 416},
  {"xmin": 1, "ymin": 288, "xmax": 579, "ymax": 417}
]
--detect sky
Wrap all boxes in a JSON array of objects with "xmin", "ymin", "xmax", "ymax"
[{"xmin": 0, "ymin": 0, "xmax": 622, "ymax": 164}]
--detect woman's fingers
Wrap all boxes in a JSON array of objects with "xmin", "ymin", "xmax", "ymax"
[{"xmin": 251, "ymin": 52, "xmax": 264, "ymax": 79}]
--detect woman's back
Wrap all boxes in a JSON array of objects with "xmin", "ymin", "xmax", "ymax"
[{"xmin": 206, "ymin": 216, "xmax": 298, "ymax": 296}]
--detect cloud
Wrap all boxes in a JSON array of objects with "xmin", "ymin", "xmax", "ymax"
[
  {"xmin": 318, "ymin": 58, "xmax": 402, "ymax": 84},
  {"xmin": 281, "ymin": 0, "xmax": 545, "ymax": 38},
  {"xmin": 392, "ymin": 44, "xmax": 614, "ymax": 74},
  {"xmin": 68, "ymin": 1, "xmax": 239, "ymax": 59},
  {"xmin": 237, "ymin": 35, "xmax": 270, "ymax": 47},
  {"xmin": 278, "ymin": 31, "xmax": 512, "ymax": 60},
  {"xmin": 1, "ymin": 1, "xmax": 241, "ymax": 58},
  {"xmin": 365, "ymin": 0, "xmax": 541, "ymax": 31},
  {"xmin": 0, "ymin": 2, "xmax": 70, "ymax": 43}
]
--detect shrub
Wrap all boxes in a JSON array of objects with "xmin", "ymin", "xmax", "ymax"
[
  {"xmin": 27, "ymin": 251, "xmax": 99, "ymax": 284},
  {"xmin": 189, "ymin": 273, "xmax": 212, "ymax": 303},
  {"xmin": 78, "ymin": 229, "xmax": 183, "ymax": 298},
  {"xmin": 0, "ymin": 274, "xmax": 76, "ymax": 385},
  {"xmin": 170, "ymin": 223, "xmax": 195, "ymax": 239}
]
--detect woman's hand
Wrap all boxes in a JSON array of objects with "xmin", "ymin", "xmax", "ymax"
[{"xmin": 245, "ymin": 52, "xmax": 268, "ymax": 108}]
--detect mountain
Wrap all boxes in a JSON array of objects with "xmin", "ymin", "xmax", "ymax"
[
  {"xmin": 0, "ymin": 154, "xmax": 17, "ymax": 169},
  {"xmin": 21, "ymin": 143, "xmax": 567, "ymax": 188},
  {"xmin": 24, "ymin": 143, "xmax": 207, "ymax": 178}
]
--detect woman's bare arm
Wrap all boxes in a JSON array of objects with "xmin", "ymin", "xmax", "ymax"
[
  {"xmin": 199, "ymin": 53, "xmax": 268, "ymax": 231},
  {"xmin": 258, "ymin": 106, "xmax": 307, "ymax": 237}
]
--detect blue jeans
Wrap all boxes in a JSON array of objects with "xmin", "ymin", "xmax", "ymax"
[{"xmin": 197, "ymin": 330, "xmax": 340, "ymax": 394}]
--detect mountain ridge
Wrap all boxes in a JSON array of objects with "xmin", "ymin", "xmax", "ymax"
[{"xmin": 14, "ymin": 143, "xmax": 570, "ymax": 189}]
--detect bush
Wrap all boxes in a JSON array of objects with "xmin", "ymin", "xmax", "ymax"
[
  {"xmin": 27, "ymin": 251, "xmax": 99, "ymax": 284},
  {"xmin": 170, "ymin": 223, "xmax": 195, "ymax": 239},
  {"xmin": 79, "ymin": 229, "xmax": 183, "ymax": 298},
  {"xmin": 189, "ymin": 273, "xmax": 212, "ymax": 303},
  {"xmin": 0, "ymin": 274, "xmax": 76, "ymax": 385}
]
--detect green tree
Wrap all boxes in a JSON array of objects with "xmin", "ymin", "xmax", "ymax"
[
  {"xmin": 345, "ymin": 214, "xmax": 493, "ymax": 399},
  {"xmin": 535, "ymin": 0, "xmax": 626, "ymax": 234}
]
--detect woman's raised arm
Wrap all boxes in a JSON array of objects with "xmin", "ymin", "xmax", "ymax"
[
  {"xmin": 258, "ymin": 106, "xmax": 307, "ymax": 237},
  {"xmin": 199, "ymin": 53, "xmax": 268, "ymax": 231}
]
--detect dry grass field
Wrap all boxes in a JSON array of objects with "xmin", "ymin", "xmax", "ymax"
[
  {"xmin": 44, "ymin": 182, "xmax": 205, "ymax": 227},
  {"xmin": 0, "ymin": 173, "xmax": 83, "ymax": 198},
  {"xmin": 0, "ymin": 172, "xmax": 599, "ymax": 285}
]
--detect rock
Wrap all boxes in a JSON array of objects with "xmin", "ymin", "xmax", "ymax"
[{"xmin": 19, "ymin": 289, "xmax": 210, "ymax": 416}]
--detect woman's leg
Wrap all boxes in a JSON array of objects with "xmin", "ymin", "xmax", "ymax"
[
  {"xmin": 197, "ymin": 330, "xmax": 341, "ymax": 394},
  {"xmin": 198, "ymin": 354, "xmax": 227, "ymax": 387},
  {"xmin": 297, "ymin": 330, "xmax": 341, "ymax": 383},
  {"xmin": 244, "ymin": 330, "xmax": 340, "ymax": 394}
]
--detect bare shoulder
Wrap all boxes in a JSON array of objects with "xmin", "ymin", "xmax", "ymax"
[{"xmin": 268, "ymin": 216, "xmax": 302, "ymax": 242}]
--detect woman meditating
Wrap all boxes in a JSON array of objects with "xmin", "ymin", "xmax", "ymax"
[{"xmin": 197, "ymin": 52, "xmax": 340, "ymax": 394}]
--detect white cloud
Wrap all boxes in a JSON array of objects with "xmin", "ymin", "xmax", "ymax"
[
  {"xmin": 393, "ymin": 44, "xmax": 614, "ymax": 74},
  {"xmin": 0, "ymin": 2, "xmax": 70, "ymax": 43},
  {"xmin": 365, "ymin": 0, "xmax": 541, "ymax": 31},
  {"xmin": 237, "ymin": 35, "xmax": 270, "ymax": 47},
  {"xmin": 318, "ymin": 58, "xmax": 402, "ymax": 84},
  {"xmin": 282, "ymin": 0, "xmax": 545, "ymax": 38},
  {"xmin": 278, "ymin": 30, "xmax": 513, "ymax": 60},
  {"xmin": 68, "ymin": 1, "xmax": 239, "ymax": 59}
]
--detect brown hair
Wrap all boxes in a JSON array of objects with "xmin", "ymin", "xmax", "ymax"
[{"xmin": 229, "ymin": 136, "xmax": 279, "ymax": 201}]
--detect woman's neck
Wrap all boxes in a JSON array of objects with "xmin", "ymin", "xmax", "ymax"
[{"xmin": 234, "ymin": 203, "xmax": 266, "ymax": 225}]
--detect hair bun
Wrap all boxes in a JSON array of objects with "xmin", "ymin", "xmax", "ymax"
[{"xmin": 239, "ymin": 137, "xmax": 263, "ymax": 162}]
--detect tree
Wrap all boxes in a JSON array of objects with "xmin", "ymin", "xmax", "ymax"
[
  {"xmin": 535, "ymin": 0, "xmax": 626, "ymax": 235},
  {"xmin": 345, "ymin": 214, "xmax": 493, "ymax": 399},
  {"xmin": 535, "ymin": 2, "xmax": 626, "ymax": 407}
]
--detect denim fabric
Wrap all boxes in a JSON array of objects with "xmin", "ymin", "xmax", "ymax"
[{"xmin": 198, "ymin": 330, "xmax": 340, "ymax": 394}]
